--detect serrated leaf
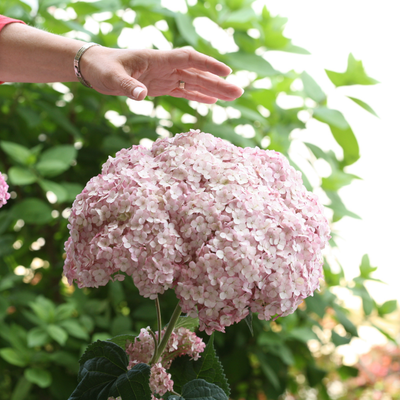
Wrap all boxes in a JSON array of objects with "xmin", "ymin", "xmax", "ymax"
[
  {"xmin": 177, "ymin": 379, "xmax": 228, "ymax": 400},
  {"xmin": 169, "ymin": 336, "xmax": 230, "ymax": 397},
  {"xmin": 174, "ymin": 316, "xmax": 200, "ymax": 331},
  {"xmin": 347, "ymin": 96, "xmax": 379, "ymax": 117},
  {"xmin": 325, "ymin": 53, "xmax": 379, "ymax": 87},
  {"xmin": 108, "ymin": 334, "xmax": 137, "ymax": 349},
  {"xmin": 70, "ymin": 341, "xmax": 151, "ymax": 400}
]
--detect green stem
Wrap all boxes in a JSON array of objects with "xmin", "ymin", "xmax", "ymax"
[
  {"xmin": 155, "ymin": 296, "xmax": 162, "ymax": 346},
  {"xmin": 152, "ymin": 302, "xmax": 182, "ymax": 364}
]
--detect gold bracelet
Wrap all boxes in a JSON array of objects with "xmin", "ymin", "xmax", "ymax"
[{"xmin": 73, "ymin": 42, "xmax": 100, "ymax": 88}]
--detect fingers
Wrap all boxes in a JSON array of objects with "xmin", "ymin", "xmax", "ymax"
[
  {"xmin": 169, "ymin": 88, "xmax": 219, "ymax": 104},
  {"xmin": 177, "ymin": 68, "xmax": 243, "ymax": 100},
  {"xmin": 167, "ymin": 48, "xmax": 232, "ymax": 77}
]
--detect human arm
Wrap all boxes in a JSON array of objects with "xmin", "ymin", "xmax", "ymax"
[{"xmin": 0, "ymin": 21, "xmax": 242, "ymax": 102}]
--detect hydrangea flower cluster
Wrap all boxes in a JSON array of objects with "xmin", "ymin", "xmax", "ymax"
[
  {"xmin": 125, "ymin": 327, "xmax": 205, "ymax": 397},
  {"xmin": 0, "ymin": 172, "xmax": 10, "ymax": 208},
  {"xmin": 64, "ymin": 130, "xmax": 330, "ymax": 333}
]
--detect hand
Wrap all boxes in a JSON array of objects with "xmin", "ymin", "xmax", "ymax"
[{"xmin": 80, "ymin": 47, "xmax": 243, "ymax": 103}]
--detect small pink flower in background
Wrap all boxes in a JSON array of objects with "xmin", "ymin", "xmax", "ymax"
[
  {"xmin": 0, "ymin": 172, "xmax": 10, "ymax": 208},
  {"xmin": 64, "ymin": 130, "xmax": 330, "ymax": 334}
]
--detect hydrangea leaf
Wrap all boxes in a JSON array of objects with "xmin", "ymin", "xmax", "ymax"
[
  {"xmin": 107, "ymin": 334, "xmax": 138, "ymax": 349},
  {"xmin": 175, "ymin": 13, "xmax": 198, "ymax": 47},
  {"xmin": 39, "ymin": 145, "xmax": 77, "ymax": 166},
  {"xmin": 325, "ymin": 53, "xmax": 379, "ymax": 87},
  {"xmin": 70, "ymin": 341, "xmax": 151, "ymax": 400},
  {"xmin": 359, "ymin": 254, "xmax": 378, "ymax": 278},
  {"xmin": 38, "ymin": 179, "xmax": 68, "ymax": 203},
  {"xmin": 169, "ymin": 379, "xmax": 228, "ymax": 400},
  {"xmin": 174, "ymin": 316, "xmax": 200, "ymax": 331},
  {"xmin": 168, "ymin": 335, "xmax": 230, "ymax": 397},
  {"xmin": 331, "ymin": 331, "xmax": 351, "ymax": 347}
]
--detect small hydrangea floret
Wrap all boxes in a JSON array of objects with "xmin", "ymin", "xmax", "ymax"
[
  {"xmin": 64, "ymin": 130, "xmax": 330, "ymax": 334},
  {"xmin": 0, "ymin": 172, "xmax": 10, "ymax": 209}
]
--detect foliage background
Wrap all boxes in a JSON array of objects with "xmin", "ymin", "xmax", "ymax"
[{"xmin": 0, "ymin": 0, "xmax": 398, "ymax": 399}]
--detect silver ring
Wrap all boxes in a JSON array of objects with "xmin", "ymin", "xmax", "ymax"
[{"xmin": 179, "ymin": 80, "xmax": 185, "ymax": 89}]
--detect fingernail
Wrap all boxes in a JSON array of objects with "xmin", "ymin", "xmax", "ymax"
[
  {"xmin": 227, "ymin": 67, "xmax": 232, "ymax": 74},
  {"xmin": 133, "ymin": 87, "xmax": 144, "ymax": 99}
]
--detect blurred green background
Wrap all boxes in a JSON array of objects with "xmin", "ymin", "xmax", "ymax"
[{"xmin": 0, "ymin": 0, "xmax": 398, "ymax": 399}]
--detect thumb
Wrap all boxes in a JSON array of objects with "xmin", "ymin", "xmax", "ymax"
[{"xmin": 118, "ymin": 75, "xmax": 147, "ymax": 100}]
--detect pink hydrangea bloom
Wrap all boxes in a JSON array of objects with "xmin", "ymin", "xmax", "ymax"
[
  {"xmin": 125, "ymin": 327, "xmax": 205, "ymax": 396},
  {"xmin": 0, "ymin": 172, "xmax": 10, "ymax": 208},
  {"xmin": 64, "ymin": 130, "xmax": 330, "ymax": 333}
]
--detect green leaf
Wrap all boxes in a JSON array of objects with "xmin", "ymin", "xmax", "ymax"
[
  {"xmin": 288, "ymin": 327, "xmax": 319, "ymax": 343},
  {"xmin": 377, "ymin": 300, "xmax": 397, "ymax": 316},
  {"xmin": 12, "ymin": 198, "xmax": 53, "ymax": 224},
  {"xmin": 173, "ymin": 379, "xmax": 228, "ymax": 400},
  {"xmin": 47, "ymin": 325, "xmax": 68, "ymax": 346},
  {"xmin": 359, "ymin": 254, "xmax": 377, "ymax": 278},
  {"xmin": 350, "ymin": 284, "xmax": 374, "ymax": 316},
  {"xmin": 40, "ymin": 145, "xmax": 77, "ymax": 165},
  {"xmin": 347, "ymin": 96, "xmax": 379, "ymax": 117},
  {"xmin": 0, "ymin": 347, "xmax": 29, "ymax": 367},
  {"xmin": 0, "ymin": 234, "xmax": 15, "ymax": 257},
  {"xmin": 255, "ymin": 350, "xmax": 280, "ymax": 390},
  {"xmin": 331, "ymin": 331, "xmax": 351, "ymax": 347},
  {"xmin": 225, "ymin": 52, "xmax": 279, "ymax": 77},
  {"xmin": 70, "ymin": 341, "xmax": 151, "ymax": 400},
  {"xmin": 39, "ymin": 179, "xmax": 68, "ymax": 203},
  {"xmin": 61, "ymin": 182, "xmax": 84, "ymax": 202},
  {"xmin": 175, "ymin": 13, "xmax": 198, "ymax": 46},
  {"xmin": 8, "ymin": 166, "xmax": 37, "ymax": 185},
  {"xmin": 36, "ymin": 159, "xmax": 71, "ymax": 177},
  {"xmin": 301, "ymin": 72, "xmax": 326, "ymax": 103},
  {"xmin": 24, "ymin": 367, "xmax": 52, "ymax": 388},
  {"xmin": 27, "ymin": 327, "xmax": 50, "ymax": 348},
  {"xmin": 0, "ymin": 141, "xmax": 32, "ymax": 165},
  {"xmin": 337, "ymin": 365, "xmax": 359, "ymax": 380},
  {"xmin": 313, "ymin": 107, "xmax": 349, "ymax": 130},
  {"xmin": 334, "ymin": 308, "xmax": 358, "ymax": 337},
  {"xmin": 321, "ymin": 170, "xmax": 361, "ymax": 192},
  {"xmin": 330, "ymin": 124, "xmax": 360, "ymax": 166},
  {"xmin": 10, "ymin": 376, "xmax": 32, "ymax": 400},
  {"xmin": 306, "ymin": 364, "xmax": 326, "ymax": 387},
  {"xmin": 325, "ymin": 191, "xmax": 361, "ymax": 222},
  {"xmin": 108, "ymin": 334, "xmax": 137, "ymax": 349},
  {"xmin": 325, "ymin": 53, "xmax": 379, "ymax": 87},
  {"xmin": 174, "ymin": 316, "xmax": 200, "ymax": 331},
  {"xmin": 59, "ymin": 319, "xmax": 89, "ymax": 340},
  {"xmin": 169, "ymin": 335, "xmax": 230, "ymax": 397}
]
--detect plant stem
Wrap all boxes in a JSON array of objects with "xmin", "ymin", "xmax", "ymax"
[
  {"xmin": 155, "ymin": 296, "xmax": 162, "ymax": 346},
  {"xmin": 152, "ymin": 302, "xmax": 182, "ymax": 364}
]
